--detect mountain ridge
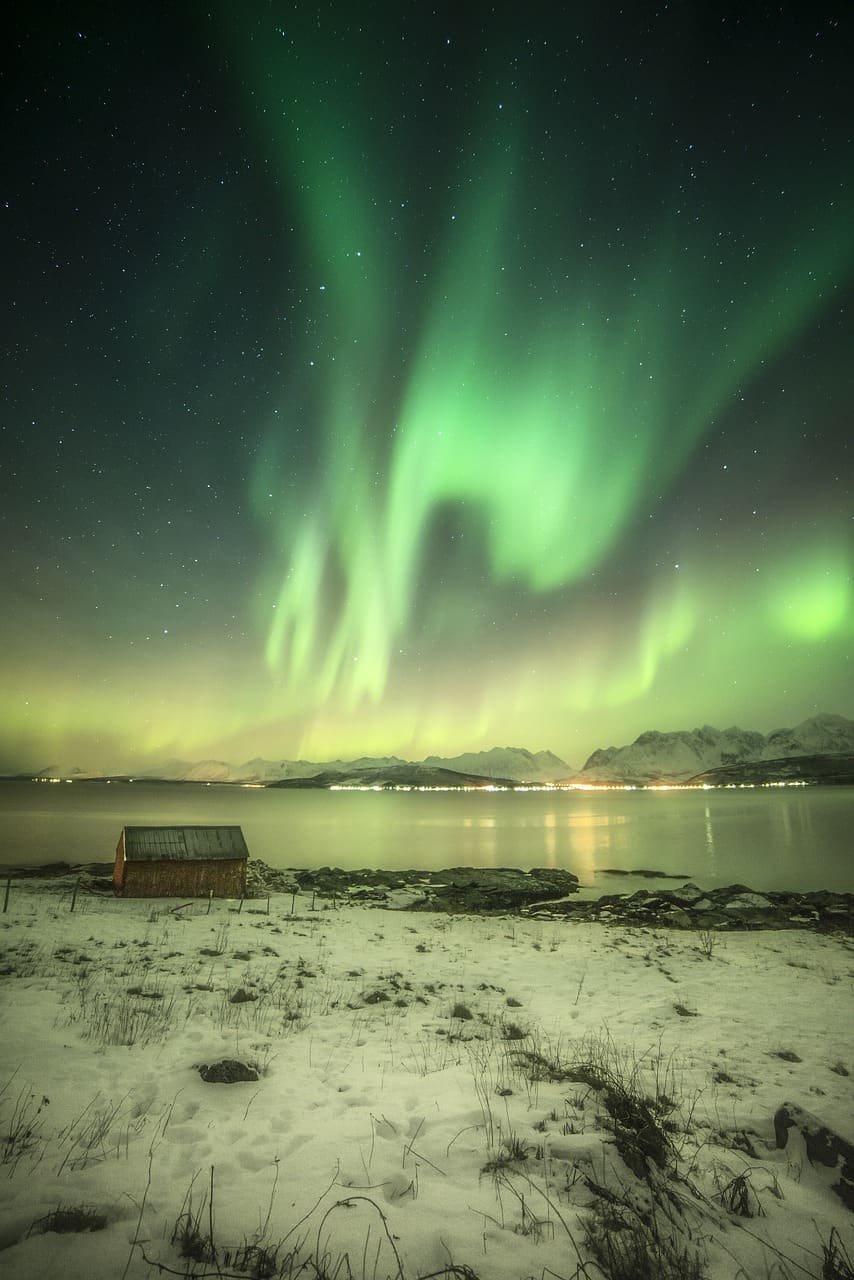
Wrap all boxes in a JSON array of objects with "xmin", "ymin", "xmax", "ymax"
[
  {"xmin": 575, "ymin": 713, "xmax": 854, "ymax": 784},
  {"xmin": 18, "ymin": 713, "xmax": 854, "ymax": 786},
  {"xmin": 24, "ymin": 746, "xmax": 570, "ymax": 786}
]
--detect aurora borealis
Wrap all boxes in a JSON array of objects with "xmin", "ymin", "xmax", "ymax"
[{"xmin": 2, "ymin": 3, "xmax": 852, "ymax": 774}]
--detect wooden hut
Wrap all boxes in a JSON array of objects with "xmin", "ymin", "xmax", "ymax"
[{"xmin": 113, "ymin": 826, "xmax": 249, "ymax": 898}]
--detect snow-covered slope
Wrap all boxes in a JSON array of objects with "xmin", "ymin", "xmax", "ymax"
[
  {"xmin": 577, "ymin": 726, "xmax": 766, "ymax": 784},
  {"xmin": 577, "ymin": 713, "xmax": 854, "ymax": 784},
  {"xmin": 424, "ymin": 747, "xmax": 570, "ymax": 784},
  {"xmin": 176, "ymin": 759, "xmax": 235, "ymax": 783},
  {"xmin": 763, "ymin": 713, "xmax": 854, "ymax": 759}
]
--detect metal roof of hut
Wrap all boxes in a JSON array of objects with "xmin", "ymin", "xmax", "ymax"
[{"xmin": 121, "ymin": 826, "xmax": 249, "ymax": 862}]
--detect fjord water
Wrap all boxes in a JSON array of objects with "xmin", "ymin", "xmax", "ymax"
[{"xmin": 0, "ymin": 781, "xmax": 851, "ymax": 894}]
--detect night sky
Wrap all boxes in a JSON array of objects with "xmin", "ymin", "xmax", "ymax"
[{"xmin": 3, "ymin": 2, "xmax": 852, "ymax": 774}]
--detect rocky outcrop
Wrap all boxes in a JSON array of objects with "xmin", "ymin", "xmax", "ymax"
[
  {"xmin": 526, "ymin": 883, "xmax": 854, "ymax": 934},
  {"xmin": 249, "ymin": 863, "xmax": 852, "ymax": 929},
  {"xmin": 287, "ymin": 865, "xmax": 580, "ymax": 913}
]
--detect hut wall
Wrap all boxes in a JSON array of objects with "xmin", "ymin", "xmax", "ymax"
[
  {"xmin": 113, "ymin": 833, "xmax": 126, "ymax": 894},
  {"xmin": 120, "ymin": 858, "xmax": 246, "ymax": 898}
]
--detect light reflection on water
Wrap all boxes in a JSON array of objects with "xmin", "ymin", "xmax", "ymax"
[{"xmin": 0, "ymin": 781, "xmax": 850, "ymax": 894}]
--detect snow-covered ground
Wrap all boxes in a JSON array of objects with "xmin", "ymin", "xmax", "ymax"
[{"xmin": 1, "ymin": 880, "xmax": 852, "ymax": 1279}]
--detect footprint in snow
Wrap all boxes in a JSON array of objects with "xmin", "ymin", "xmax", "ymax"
[
  {"xmin": 382, "ymin": 1171, "xmax": 414, "ymax": 1203},
  {"xmin": 237, "ymin": 1147, "xmax": 276, "ymax": 1173},
  {"xmin": 372, "ymin": 1116, "xmax": 399, "ymax": 1140}
]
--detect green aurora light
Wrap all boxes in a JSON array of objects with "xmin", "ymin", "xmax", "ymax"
[
  {"xmin": 236, "ymin": 11, "xmax": 854, "ymax": 747},
  {"xmin": 1, "ymin": 4, "xmax": 852, "ymax": 771}
]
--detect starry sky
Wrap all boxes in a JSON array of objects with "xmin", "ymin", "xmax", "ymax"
[{"xmin": 3, "ymin": 1, "xmax": 852, "ymax": 774}]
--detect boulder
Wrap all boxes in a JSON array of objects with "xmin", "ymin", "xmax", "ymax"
[
  {"xmin": 198, "ymin": 1059, "xmax": 260, "ymax": 1084},
  {"xmin": 661, "ymin": 905, "xmax": 694, "ymax": 927},
  {"xmin": 724, "ymin": 892, "xmax": 772, "ymax": 911},
  {"xmin": 774, "ymin": 1102, "xmax": 854, "ymax": 1211},
  {"xmin": 670, "ymin": 883, "xmax": 706, "ymax": 905}
]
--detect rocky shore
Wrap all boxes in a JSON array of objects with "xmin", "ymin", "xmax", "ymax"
[
  {"xmin": 528, "ymin": 881, "xmax": 854, "ymax": 934},
  {"xmin": 4, "ymin": 859, "xmax": 852, "ymax": 933},
  {"xmin": 245, "ymin": 863, "xmax": 854, "ymax": 932},
  {"xmin": 242, "ymin": 862, "xmax": 854, "ymax": 931},
  {"xmin": 279, "ymin": 863, "xmax": 581, "ymax": 913}
]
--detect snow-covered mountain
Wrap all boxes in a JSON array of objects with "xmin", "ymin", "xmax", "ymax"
[
  {"xmin": 578, "ymin": 726, "xmax": 766, "ymax": 784},
  {"xmin": 22, "ymin": 715, "xmax": 853, "ymax": 787},
  {"xmin": 136, "ymin": 755, "xmax": 410, "ymax": 784},
  {"xmin": 575, "ymin": 713, "xmax": 854, "ymax": 784},
  {"xmin": 129, "ymin": 748, "xmax": 568, "ymax": 785},
  {"xmin": 424, "ymin": 747, "xmax": 570, "ymax": 784},
  {"xmin": 764, "ymin": 714, "xmax": 854, "ymax": 758},
  {"xmin": 28, "ymin": 765, "xmax": 109, "ymax": 781}
]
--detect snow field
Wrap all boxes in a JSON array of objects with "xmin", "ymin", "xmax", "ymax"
[{"xmin": 0, "ymin": 883, "xmax": 852, "ymax": 1279}]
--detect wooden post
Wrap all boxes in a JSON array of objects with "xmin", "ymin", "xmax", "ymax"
[
  {"xmin": 237, "ymin": 895, "xmax": 244, "ymax": 915},
  {"xmin": 266, "ymin": 895, "xmax": 270, "ymax": 916},
  {"xmin": 2, "ymin": 877, "xmax": 10, "ymax": 913},
  {"xmin": 70, "ymin": 877, "xmax": 79, "ymax": 912},
  {"xmin": 290, "ymin": 890, "xmax": 296, "ymax": 916},
  {"xmin": 206, "ymin": 889, "xmax": 213, "ymax": 915}
]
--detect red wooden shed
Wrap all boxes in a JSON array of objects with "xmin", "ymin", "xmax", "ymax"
[{"xmin": 113, "ymin": 825, "xmax": 249, "ymax": 898}]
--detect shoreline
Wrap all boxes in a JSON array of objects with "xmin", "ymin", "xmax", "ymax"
[{"xmin": 3, "ymin": 858, "xmax": 852, "ymax": 934}]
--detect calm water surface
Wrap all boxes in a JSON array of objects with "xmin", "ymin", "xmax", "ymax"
[{"xmin": 0, "ymin": 781, "xmax": 851, "ymax": 894}]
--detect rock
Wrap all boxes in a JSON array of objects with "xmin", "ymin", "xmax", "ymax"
[
  {"xmin": 662, "ymin": 906, "xmax": 694, "ymax": 927},
  {"xmin": 774, "ymin": 1102, "xmax": 854, "ymax": 1211},
  {"xmin": 198, "ymin": 1059, "xmax": 259, "ymax": 1084},
  {"xmin": 670, "ymin": 883, "xmax": 706, "ymax": 905},
  {"xmin": 294, "ymin": 865, "xmax": 579, "ymax": 913},
  {"xmin": 384, "ymin": 888, "xmax": 429, "ymax": 909},
  {"xmin": 724, "ymin": 892, "xmax": 772, "ymax": 911},
  {"xmin": 228, "ymin": 988, "xmax": 257, "ymax": 1004},
  {"xmin": 266, "ymin": 869, "xmax": 853, "ymax": 933},
  {"xmin": 245, "ymin": 858, "xmax": 299, "ymax": 895}
]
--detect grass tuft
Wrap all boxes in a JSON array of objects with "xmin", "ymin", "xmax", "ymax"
[
  {"xmin": 481, "ymin": 1132, "xmax": 530, "ymax": 1174},
  {"xmin": 515, "ymin": 1031, "xmax": 676, "ymax": 1179},
  {"xmin": 823, "ymin": 1229, "xmax": 854, "ymax": 1280},
  {"xmin": 583, "ymin": 1198, "xmax": 707, "ymax": 1280},
  {"xmin": 0, "ymin": 1079, "xmax": 49, "ymax": 1172},
  {"xmin": 715, "ymin": 1168, "xmax": 764, "ymax": 1218},
  {"xmin": 28, "ymin": 1204, "xmax": 107, "ymax": 1235}
]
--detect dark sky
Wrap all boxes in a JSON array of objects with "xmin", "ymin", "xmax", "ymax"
[{"xmin": 3, "ymin": 1, "xmax": 852, "ymax": 773}]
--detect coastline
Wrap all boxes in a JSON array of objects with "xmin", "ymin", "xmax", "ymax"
[{"xmin": 2, "ymin": 859, "xmax": 853, "ymax": 934}]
